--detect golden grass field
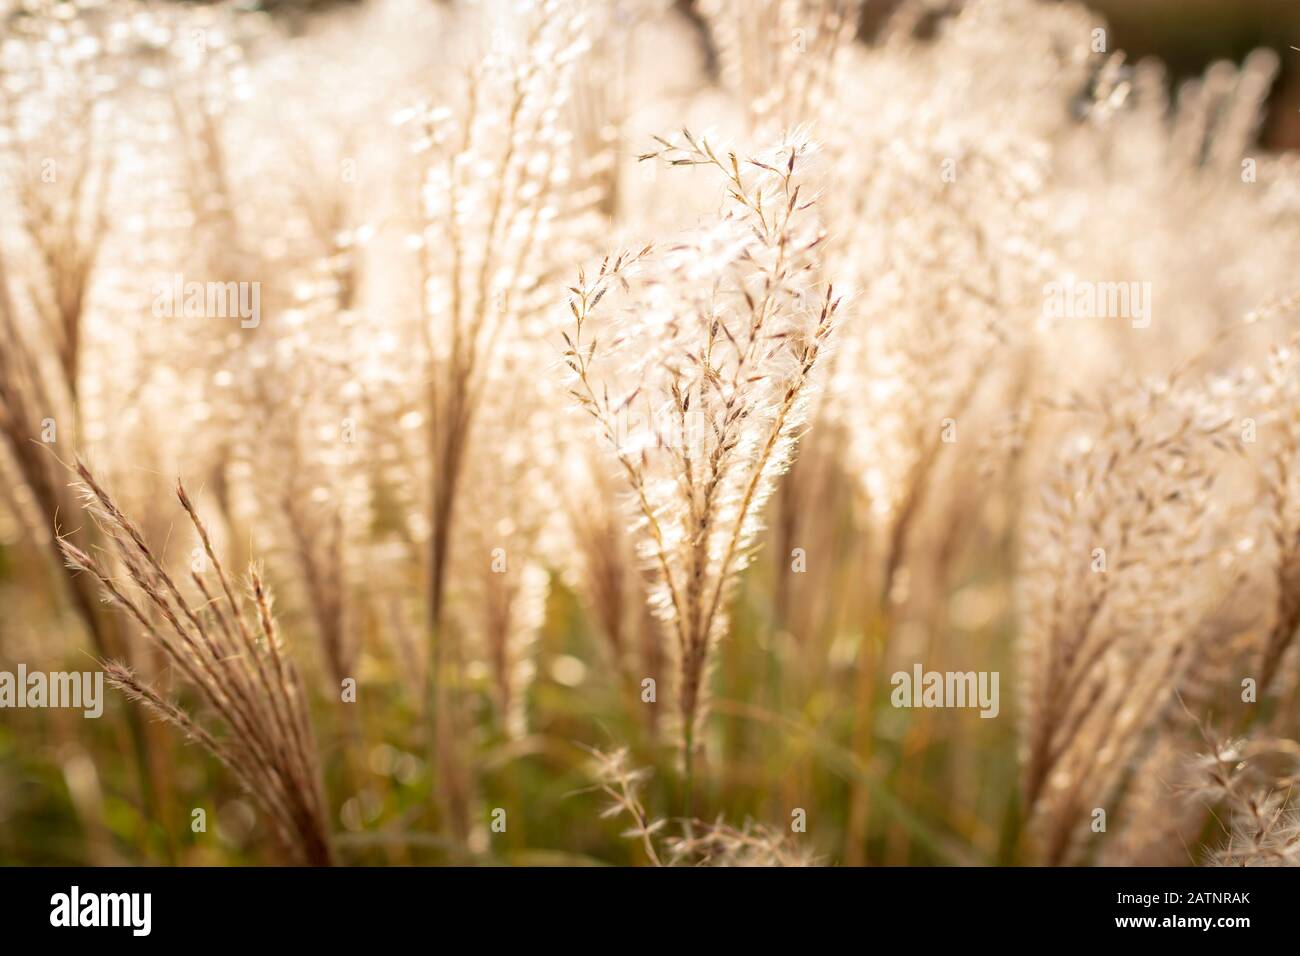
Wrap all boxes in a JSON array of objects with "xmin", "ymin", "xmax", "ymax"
[{"xmin": 2, "ymin": 0, "xmax": 1300, "ymax": 867}]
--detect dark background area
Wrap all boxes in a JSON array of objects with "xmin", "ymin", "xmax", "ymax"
[
  {"xmin": 1073, "ymin": 0, "xmax": 1300, "ymax": 148},
  {"xmin": 858, "ymin": 0, "xmax": 1300, "ymax": 148}
]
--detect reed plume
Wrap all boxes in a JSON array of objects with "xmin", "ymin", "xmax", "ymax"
[
  {"xmin": 59, "ymin": 462, "xmax": 335, "ymax": 866},
  {"xmin": 565, "ymin": 130, "xmax": 840, "ymax": 804}
]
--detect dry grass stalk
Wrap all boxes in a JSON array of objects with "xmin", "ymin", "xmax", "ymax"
[
  {"xmin": 1183, "ymin": 722, "xmax": 1300, "ymax": 867},
  {"xmin": 451, "ymin": 363, "xmax": 557, "ymax": 739},
  {"xmin": 1018, "ymin": 371, "xmax": 1242, "ymax": 864},
  {"xmin": 700, "ymin": 0, "xmax": 861, "ymax": 132},
  {"xmin": 558, "ymin": 435, "xmax": 667, "ymax": 726},
  {"xmin": 403, "ymin": 4, "xmax": 602, "ymax": 814},
  {"xmin": 0, "ymin": 4, "xmax": 122, "ymax": 656},
  {"xmin": 1256, "ymin": 340, "xmax": 1300, "ymax": 697},
  {"xmin": 60, "ymin": 461, "xmax": 334, "ymax": 866},
  {"xmin": 411, "ymin": 0, "xmax": 593, "ymax": 628},
  {"xmin": 565, "ymin": 130, "xmax": 840, "ymax": 803},
  {"xmin": 587, "ymin": 746, "xmax": 816, "ymax": 866}
]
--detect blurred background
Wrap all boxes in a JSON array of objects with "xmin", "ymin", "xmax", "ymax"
[
  {"xmin": 2, "ymin": 0, "xmax": 1299, "ymax": 868},
  {"xmin": 250, "ymin": 0, "xmax": 1300, "ymax": 145}
]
